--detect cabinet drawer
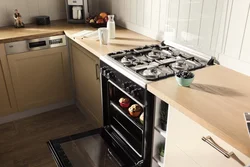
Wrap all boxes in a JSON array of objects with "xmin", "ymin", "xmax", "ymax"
[
  {"xmin": 168, "ymin": 106, "xmax": 250, "ymax": 167},
  {"xmin": 165, "ymin": 141, "xmax": 200, "ymax": 167}
]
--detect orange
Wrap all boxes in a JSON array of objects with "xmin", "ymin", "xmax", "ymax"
[{"xmin": 99, "ymin": 12, "xmax": 108, "ymax": 19}]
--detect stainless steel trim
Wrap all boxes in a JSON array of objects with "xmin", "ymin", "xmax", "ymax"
[
  {"xmin": 5, "ymin": 35, "xmax": 66, "ymax": 55},
  {"xmin": 108, "ymin": 80, "xmax": 145, "ymax": 108},
  {"xmin": 100, "ymin": 55, "xmax": 150, "ymax": 88},
  {"xmin": 164, "ymin": 40, "xmax": 211, "ymax": 61}
]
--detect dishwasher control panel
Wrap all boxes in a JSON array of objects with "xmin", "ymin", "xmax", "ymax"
[{"xmin": 5, "ymin": 35, "xmax": 66, "ymax": 55}]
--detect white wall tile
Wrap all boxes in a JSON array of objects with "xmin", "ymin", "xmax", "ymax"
[
  {"xmin": 124, "ymin": 0, "xmax": 131, "ymax": 22},
  {"xmin": 224, "ymin": 0, "xmax": 249, "ymax": 59},
  {"xmin": 143, "ymin": 0, "xmax": 152, "ymax": 29},
  {"xmin": 130, "ymin": 0, "xmax": 137, "ymax": 24},
  {"xmin": 137, "ymin": 0, "xmax": 144, "ymax": 27},
  {"xmin": 176, "ymin": 0, "xmax": 191, "ymax": 42},
  {"xmin": 150, "ymin": 0, "xmax": 160, "ymax": 31},
  {"xmin": 238, "ymin": 3, "xmax": 250, "ymax": 63},
  {"xmin": 187, "ymin": 0, "xmax": 203, "ymax": 47}
]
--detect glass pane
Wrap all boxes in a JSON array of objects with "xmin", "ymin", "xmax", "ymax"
[{"xmin": 60, "ymin": 134, "xmax": 119, "ymax": 167}]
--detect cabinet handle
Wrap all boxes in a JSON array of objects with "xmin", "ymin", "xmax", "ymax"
[
  {"xmin": 202, "ymin": 136, "xmax": 246, "ymax": 166},
  {"xmin": 202, "ymin": 136, "xmax": 233, "ymax": 158},
  {"xmin": 95, "ymin": 64, "xmax": 100, "ymax": 80}
]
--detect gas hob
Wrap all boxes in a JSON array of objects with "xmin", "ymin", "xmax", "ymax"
[{"xmin": 105, "ymin": 42, "xmax": 210, "ymax": 81}]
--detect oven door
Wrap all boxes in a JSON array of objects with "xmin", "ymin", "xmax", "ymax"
[{"xmin": 47, "ymin": 128, "xmax": 139, "ymax": 167}]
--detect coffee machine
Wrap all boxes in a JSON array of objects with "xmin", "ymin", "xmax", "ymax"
[{"xmin": 65, "ymin": 0, "xmax": 89, "ymax": 24}]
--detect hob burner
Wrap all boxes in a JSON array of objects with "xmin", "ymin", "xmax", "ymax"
[{"xmin": 106, "ymin": 43, "xmax": 211, "ymax": 81}]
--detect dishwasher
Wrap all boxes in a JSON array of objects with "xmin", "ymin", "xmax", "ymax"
[{"xmin": 5, "ymin": 35, "xmax": 72, "ymax": 112}]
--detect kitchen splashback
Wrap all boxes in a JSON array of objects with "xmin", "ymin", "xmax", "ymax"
[
  {"xmin": 0, "ymin": 0, "xmax": 67, "ymax": 27},
  {"xmin": 99, "ymin": 0, "xmax": 227, "ymax": 59}
]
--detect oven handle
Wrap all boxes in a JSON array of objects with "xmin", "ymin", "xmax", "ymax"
[{"xmin": 108, "ymin": 80, "xmax": 145, "ymax": 108}]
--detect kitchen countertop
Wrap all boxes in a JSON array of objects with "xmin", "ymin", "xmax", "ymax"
[
  {"xmin": 64, "ymin": 27, "xmax": 158, "ymax": 58},
  {"xmin": 0, "ymin": 20, "xmax": 158, "ymax": 58},
  {"xmin": 148, "ymin": 65, "xmax": 250, "ymax": 157},
  {"xmin": 1, "ymin": 20, "xmax": 249, "ymax": 158}
]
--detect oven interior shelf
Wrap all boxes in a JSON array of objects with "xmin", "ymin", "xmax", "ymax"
[{"xmin": 110, "ymin": 101, "xmax": 143, "ymax": 130}]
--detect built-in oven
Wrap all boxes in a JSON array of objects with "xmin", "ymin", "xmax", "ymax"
[
  {"xmin": 47, "ymin": 60, "xmax": 154, "ymax": 167},
  {"xmin": 100, "ymin": 61, "xmax": 154, "ymax": 167}
]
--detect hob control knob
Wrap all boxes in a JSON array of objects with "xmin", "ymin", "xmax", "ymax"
[
  {"xmin": 103, "ymin": 69, "xmax": 110, "ymax": 76},
  {"xmin": 132, "ymin": 88, "xmax": 142, "ymax": 98},
  {"xmin": 121, "ymin": 82, "xmax": 130, "ymax": 89},
  {"xmin": 131, "ymin": 89, "xmax": 138, "ymax": 97},
  {"xmin": 107, "ymin": 72, "xmax": 115, "ymax": 80},
  {"xmin": 126, "ymin": 86, "xmax": 133, "ymax": 93}
]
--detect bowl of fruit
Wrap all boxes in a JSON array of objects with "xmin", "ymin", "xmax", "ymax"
[
  {"xmin": 86, "ymin": 12, "xmax": 109, "ymax": 28},
  {"xmin": 175, "ymin": 71, "xmax": 195, "ymax": 87}
]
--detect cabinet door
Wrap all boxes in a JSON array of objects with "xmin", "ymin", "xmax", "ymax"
[
  {"xmin": 166, "ymin": 106, "xmax": 250, "ymax": 167},
  {"xmin": 0, "ymin": 44, "xmax": 17, "ymax": 116},
  {"xmin": 0, "ymin": 60, "xmax": 16, "ymax": 116},
  {"xmin": 8, "ymin": 46, "xmax": 73, "ymax": 112},
  {"xmin": 70, "ymin": 41, "xmax": 102, "ymax": 126}
]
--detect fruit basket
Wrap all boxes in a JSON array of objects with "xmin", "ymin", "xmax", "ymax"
[
  {"xmin": 86, "ymin": 12, "xmax": 109, "ymax": 28},
  {"xmin": 88, "ymin": 23, "xmax": 107, "ymax": 28}
]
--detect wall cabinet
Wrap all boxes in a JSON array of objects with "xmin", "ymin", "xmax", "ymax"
[
  {"xmin": 0, "ymin": 44, "xmax": 17, "ymax": 116},
  {"xmin": 165, "ymin": 106, "xmax": 250, "ymax": 167},
  {"xmin": 7, "ymin": 46, "xmax": 73, "ymax": 112},
  {"xmin": 69, "ymin": 40, "xmax": 102, "ymax": 126}
]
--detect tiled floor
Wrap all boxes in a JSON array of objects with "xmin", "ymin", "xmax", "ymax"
[{"xmin": 0, "ymin": 105, "xmax": 97, "ymax": 167}]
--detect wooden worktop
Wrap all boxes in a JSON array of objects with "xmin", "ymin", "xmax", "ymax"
[
  {"xmin": 1, "ymin": 20, "xmax": 249, "ymax": 158},
  {"xmin": 0, "ymin": 20, "xmax": 84, "ymax": 43},
  {"xmin": 148, "ymin": 65, "xmax": 250, "ymax": 157},
  {"xmin": 0, "ymin": 20, "xmax": 158, "ymax": 58},
  {"xmin": 64, "ymin": 27, "xmax": 158, "ymax": 58}
]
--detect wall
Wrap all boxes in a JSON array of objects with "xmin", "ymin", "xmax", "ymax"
[
  {"xmin": 217, "ymin": 0, "xmax": 250, "ymax": 76},
  {"xmin": 0, "ymin": 0, "xmax": 67, "ymax": 27},
  {"xmin": 99, "ymin": 0, "xmax": 226, "ymax": 58},
  {"xmin": 100, "ymin": 0, "xmax": 250, "ymax": 76}
]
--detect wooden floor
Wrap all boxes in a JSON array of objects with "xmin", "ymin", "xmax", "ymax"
[{"xmin": 0, "ymin": 105, "xmax": 98, "ymax": 167}]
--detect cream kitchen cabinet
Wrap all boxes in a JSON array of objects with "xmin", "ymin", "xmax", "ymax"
[
  {"xmin": 7, "ymin": 46, "xmax": 73, "ymax": 112},
  {"xmin": 165, "ymin": 106, "xmax": 250, "ymax": 167},
  {"xmin": 69, "ymin": 40, "xmax": 102, "ymax": 126},
  {"xmin": 0, "ymin": 44, "xmax": 17, "ymax": 116}
]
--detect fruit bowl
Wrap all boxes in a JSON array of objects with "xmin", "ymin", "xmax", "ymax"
[
  {"xmin": 88, "ymin": 22, "xmax": 107, "ymax": 28},
  {"xmin": 86, "ymin": 12, "xmax": 109, "ymax": 28},
  {"xmin": 175, "ymin": 71, "xmax": 195, "ymax": 87}
]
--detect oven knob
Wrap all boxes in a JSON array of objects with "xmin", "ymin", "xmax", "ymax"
[
  {"xmin": 131, "ymin": 89, "xmax": 138, "ymax": 97},
  {"xmin": 103, "ymin": 69, "xmax": 110, "ymax": 76},
  {"xmin": 126, "ymin": 86, "xmax": 133, "ymax": 93},
  {"xmin": 121, "ymin": 82, "xmax": 130, "ymax": 89},
  {"xmin": 131, "ymin": 88, "xmax": 141, "ymax": 96},
  {"xmin": 107, "ymin": 72, "xmax": 116, "ymax": 80}
]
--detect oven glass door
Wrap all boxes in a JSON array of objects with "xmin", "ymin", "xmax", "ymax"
[{"xmin": 47, "ymin": 128, "xmax": 121, "ymax": 167}]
